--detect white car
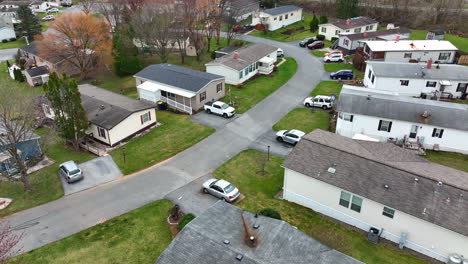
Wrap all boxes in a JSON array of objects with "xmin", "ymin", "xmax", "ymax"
[
  {"xmin": 41, "ymin": 15, "xmax": 55, "ymax": 21},
  {"xmin": 276, "ymin": 129, "xmax": 305, "ymax": 145},
  {"xmin": 324, "ymin": 53, "xmax": 344, "ymax": 63},
  {"xmin": 277, "ymin": 48, "xmax": 284, "ymax": 58},
  {"xmin": 202, "ymin": 178, "xmax": 240, "ymax": 202},
  {"xmin": 303, "ymin": 95, "xmax": 334, "ymax": 109}
]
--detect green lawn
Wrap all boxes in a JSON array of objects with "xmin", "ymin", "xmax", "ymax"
[
  {"xmin": 311, "ymin": 50, "xmax": 327, "ymax": 57},
  {"xmin": 86, "ymin": 75, "xmax": 138, "ymax": 98},
  {"xmin": 222, "ymin": 58, "xmax": 298, "ymax": 113},
  {"xmin": 250, "ymin": 14, "xmax": 316, "ymax": 42},
  {"xmin": 424, "ymin": 151, "xmax": 468, "ymax": 173},
  {"xmin": 0, "ymin": 62, "xmax": 43, "ymax": 94},
  {"xmin": 311, "ymin": 81, "xmax": 343, "ymax": 97},
  {"xmin": 213, "ymin": 149, "xmax": 427, "ymax": 264},
  {"xmin": 0, "ymin": 38, "xmax": 26, "ymax": 49},
  {"xmin": 111, "ymin": 111, "xmax": 215, "ymax": 174},
  {"xmin": 410, "ymin": 29, "xmax": 468, "ymax": 52},
  {"xmin": 324, "ymin": 63, "xmax": 364, "ymax": 80},
  {"xmin": 14, "ymin": 200, "xmax": 174, "ymax": 264},
  {"xmin": 272, "ymin": 108, "xmax": 330, "ymax": 133},
  {"xmin": 0, "ymin": 128, "xmax": 95, "ymax": 217}
]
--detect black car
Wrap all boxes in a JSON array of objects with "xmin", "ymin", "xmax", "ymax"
[
  {"xmin": 61, "ymin": 3, "xmax": 73, "ymax": 7},
  {"xmin": 299, "ymin": 37, "xmax": 317, "ymax": 47}
]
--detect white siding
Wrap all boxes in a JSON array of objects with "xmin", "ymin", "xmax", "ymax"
[
  {"xmin": 262, "ymin": 9, "xmax": 302, "ymax": 31},
  {"xmin": 283, "ymin": 168, "xmax": 468, "ymax": 263},
  {"xmin": 319, "ymin": 22, "xmax": 378, "ymax": 41},
  {"xmin": 383, "ymin": 50, "xmax": 456, "ymax": 63},
  {"xmin": 0, "ymin": 26, "xmax": 15, "ymax": 41},
  {"xmin": 336, "ymin": 113, "xmax": 468, "ymax": 154}
]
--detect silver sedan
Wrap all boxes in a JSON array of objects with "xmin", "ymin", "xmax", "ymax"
[{"xmin": 202, "ymin": 178, "xmax": 240, "ymax": 203}]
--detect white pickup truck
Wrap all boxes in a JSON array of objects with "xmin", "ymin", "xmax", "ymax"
[{"xmin": 204, "ymin": 101, "xmax": 236, "ymax": 118}]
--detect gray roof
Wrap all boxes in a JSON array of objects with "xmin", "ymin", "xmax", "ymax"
[
  {"xmin": 19, "ymin": 41, "xmax": 66, "ymax": 64},
  {"xmin": 134, "ymin": 64, "xmax": 224, "ymax": 93},
  {"xmin": 283, "ymin": 129, "xmax": 468, "ymax": 237},
  {"xmin": 26, "ymin": 66, "xmax": 49, "ymax": 77},
  {"xmin": 78, "ymin": 84, "xmax": 155, "ymax": 130},
  {"xmin": 0, "ymin": 121, "xmax": 40, "ymax": 145},
  {"xmin": 325, "ymin": 16, "xmax": 378, "ymax": 30},
  {"xmin": 263, "ymin": 5, "xmax": 301, "ymax": 16},
  {"xmin": 336, "ymin": 87, "xmax": 468, "ymax": 131},
  {"xmin": 0, "ymin": 1, "xmax": 31, "ymax": 6},
  {"xmin": 0, "ymin": 15, "xmax": 13, "ymax": 28},
  {"xmin": 155, "ymin": 201, "xmax": 362, "ymax": 264},
  {"xmin": 368, "ymin": 61, "xmax": 468, "ymax": 81},
  {"xmin": 342, "ymin": 27, "xmax": 410, "ymax": 41},
  {"xmin": 206, "ymin": 43, "xmax": 278, "ymax": 71}
]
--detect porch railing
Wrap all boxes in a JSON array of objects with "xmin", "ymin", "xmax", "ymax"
[{"xmin": 160, "ymin": 96, "xmax": 193, "ymax": 115}]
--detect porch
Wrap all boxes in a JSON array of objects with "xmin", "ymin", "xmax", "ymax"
[{"xmin": 137, "ymin": 81, "xmax": 195, "ymax": 115}]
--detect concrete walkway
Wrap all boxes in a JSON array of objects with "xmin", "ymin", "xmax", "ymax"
[{"xmin": 4, "ymin": 35, "xmax": 325, "ymax": 255}]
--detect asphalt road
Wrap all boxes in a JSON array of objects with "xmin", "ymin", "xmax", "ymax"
[
  {"xmin": 0, "ymin": 48, "xmax": 17, "ymax": 62},
  {"xmin": 4, "ymin": 35, "xmax": 325, "ymax": 255}
]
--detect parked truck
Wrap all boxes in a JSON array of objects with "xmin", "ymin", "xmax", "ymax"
[{"xmin": 204, "ymin": 101, "xmax": 236, "ymax": 118}]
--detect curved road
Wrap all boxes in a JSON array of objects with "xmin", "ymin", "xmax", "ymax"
[{"xmin": 5, "ymin": 35, "xmax": 325, "ymax": 254}]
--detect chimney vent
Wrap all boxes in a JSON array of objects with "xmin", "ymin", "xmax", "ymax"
[
  {"xmin": 223, "ymin": 240, "xmax": 230, "ymax": 245},
  {"xmin": 233, "ymin": 52, "xmax": 239, "ymax": 59},
  {"xmin": 100, "ymin": 105, "xmax": 105, "ymax": 110},
  {"xmin": 253, "ymin": 224, "xmax": 260, "ymax": 229},
  {"xmin": 236, "ymin": 254, "xmax": 243, "ymax": 261},
  {"xmin": 426, "ymin": 59, "xmax": 433, "ymax": 69}
]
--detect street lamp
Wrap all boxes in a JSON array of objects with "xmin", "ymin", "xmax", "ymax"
[
  {"xmin": 122, "ymin": 147, "xmax": 126, "ymax": 164},
  {"xmin": 267, "ymin": 145, "xmax": 270, "ymax": 160}
]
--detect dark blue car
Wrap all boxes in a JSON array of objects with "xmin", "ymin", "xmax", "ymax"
[{"xmin": 330, "ymin": 70, "xmax": 354, "ymax": 80}]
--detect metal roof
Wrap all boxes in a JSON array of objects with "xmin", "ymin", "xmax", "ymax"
[
  {"xmin": 367, "ymin": 61, "xmax": 468, "ymax": 81},
  {"xmin": 336, "ymin": 86, "xmax": 468, "ymax": 131},
  {"xmin": 323, "ymin": 16, "xmax": 378, "ymax": 30},
  {"xmin": 262, "ymin": 5, "xmax": 301, "ymax": 16},
  {"xmin": 363, "ymin": 40, "xmax": 458, "ymax": 52},
  {"xmin": 283, "ymin": 129, "xmax": 468, "ymax": 237},
  {"xmin": 155, "ymin": 201, "xmax": 362, "ymax": 264},
  {"xmin": 340, "ymin": 27, "xmax": 410, "ymax": 41},
  {"xmin": 206, "ymin": 43, "xmax": 278, "ymax": 71},
  {"xmin": 134, "ymin": 64, "xmax": 224, "ymax": 93}
]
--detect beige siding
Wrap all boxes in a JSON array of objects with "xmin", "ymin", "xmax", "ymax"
[
  {"xmin": 107, "ymin": 109, "xmax": 157, "ymax": 146},
  {"xmin": 87, "ymin": 123, "xmax": 111, "ymax": 145},
  {"xmin": 190, "ymin": 79, "xmax": 226, "ymax": 110}
]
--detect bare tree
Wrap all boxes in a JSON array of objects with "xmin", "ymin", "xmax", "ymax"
[
  {"xmin": 95, "ymin": 0, "xmax": 127, "ymax": 29},
  {"xmin": 0, "ymin": 222, "xmax": 23, "ymax": 263},
  {"xmin": 0, "ymin": 80, "xmax": 37, "ymax": 192},
  {"xmin": 131, "ymin": 0, "xmax": 176, "ymax": 62},
  {"xmin": 78, "ymin": 0, "xmax": 94, "ymax": 14},
  {"xmin": 221, "ymin": 3, "xmax": 242, "ymax": 46}
]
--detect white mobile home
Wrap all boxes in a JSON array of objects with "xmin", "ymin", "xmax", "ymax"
[
  {"xmin": 337, "ymin": 27, "xmax": 410, "ymax": 54},
  {"xmin": 335, "ymin": 86, "xmax": 468, "ymax": 154},
  {"xmin": 0, "ymin": 16, "xmax": 15, "ymax": 42},
  {"xmin": 318, "ymin": 16, "xmax": 378, "ymax": 41},
  {"xmin": 283, "ymin": 129, "xmax": 468, "ymax": 263},
  {"xmin": 252, "ymin": 5, "xmax": 302, "ymax": 31},
  {"xmin": 364, "ymin": 61, "xmax": 468, "ymax": 98}
]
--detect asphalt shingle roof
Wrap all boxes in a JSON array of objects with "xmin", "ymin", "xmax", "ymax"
[
  {"xmin": 336, "ymin": 86, "xmax": 468, "ymax": 131},
  {"xmin": 283, "ymin": 129, "xmax": 468, "ymax": 237},
  {"xmin": 155, "ymin": 201, "xmax": 362, "ymax": 264},
  {"xmin": 368, "ymin": 61, "xmax": 468, "ymax": 80},
  {"xmin": 19, "ymin": 41, "xmax": 67, "ymax": 64},
  {"xmin": 134, "ymin": 64, "xmax": 224, "ymax": 93},
  {"xmin": 206, "ymin": 43, "xmax": 278, "ymax": 71},
  {"xmin": 263, "ymin": 5, "xmax": 301, "ymax": 16},
  {"xmin": 26, "ymin": 66, "xmax": 49, "ymax": 77},
  {"xmin": 342, "ymin": 27, "xmax": 410, "ymax": 41},
  {"xmin": 78, "ymin": 84, "xmax": 155, "ymax": 130},
  {"xmin": 325, "ymin": 16, "xmax": 378, "ymax": 30}
]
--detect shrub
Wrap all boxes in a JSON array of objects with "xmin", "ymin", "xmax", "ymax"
[
  {"xmin": 211, "ymin": 50, "xmax": 216, "ymax": 59},
  {"xmin": 258, "ymin": 208, "xmax": 281, "ymax": 220},
  {"xmin": 178, "ymin": 213, "xmax": 196, "ymax": 230},
  {"xmin": 316, "ymin": 34, "xmax": 325, "ymax": 41},
  {"xmin": 10, "ymin": 37, "xmax": 17, "ymax": 41},
  {"xmin": 331, "ymin": 37, "xmax": 338, "ymax": 43},
  {"xmin": 230, "ymin": 40, "xmax": 244, "ymax": 47},
  {"xmin": 1, "ymin": 39, "xmax": 8, "ymax": 43},
  {"xmin": 236, "ymin": 83, "xmax": 244, "ymax": 89}
]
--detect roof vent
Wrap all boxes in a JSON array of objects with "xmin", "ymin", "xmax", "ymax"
[
  {"xmin": 223, "ymin": 240, "xmax": 230, "ymax": 245},
  {"xmin": 446, "ymin": 197, "xmax": 450, "ymax": 203},
  {"xmin": 422, "ymin": 207, "xmax": 427, "ymax": 215},
  {"xmin": 421, "ymin": 111, "xmax": 430, "ymax": 118},
  {"xmin": 437, "ymin": 181, "xmax": 443, "ymax": 186},
  {"xmin": 414, "ymin": 178, "xmax": 419, "ymax": 183},
  {"xmin": 253, "ymin": 224, "xmax": 260, "ymax": 229},
  {"xmin": 327, "ymin": 167, "xmax": 336, "ymax": 174},
  {"xmin": 384, "ymin": 184, "xmax": 389, "ymax": 189},
  {"xmin": 236, "ymin": 254, "xmax": 243, "ymax": 261},
  {"xmin": 100, "ymin": 105, "xmax": 105, "ymax": 110},
  {"xmin": 366, "ymin": 95, "xmax": 371, "ymax": 100}
]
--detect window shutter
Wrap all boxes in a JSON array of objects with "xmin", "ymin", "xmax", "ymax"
[
  {"xmin": 378, "ymin": 120, "xmax": 382, "ymax": 130},
  {"xmin": 148, "ymin": 111, "xmax": 151, "ymax": 121},
  {"xmin": 140, "ymin": 115, "xmax": 143, "ymax": 125},
  {"xmin": 350, "ymin": 115, "xmax": 354, "ymax": 122},
  {"xmin": 439, "ymin": 129, "xmax": 444, "ymax": 138},
  {"xmin": 387, "ymin": 122, "xmax": 392, "ymax": 132},
  {"xmin": 432, "ymin": 128, "xmax": 437, "ymax": 137}
]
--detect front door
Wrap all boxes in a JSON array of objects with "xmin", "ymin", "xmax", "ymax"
[{"xmin": 409, "ymin": 125, "xmax": 418, "ymax": 139}]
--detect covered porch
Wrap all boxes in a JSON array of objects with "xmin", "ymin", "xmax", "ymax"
[
  {"xmin": 258, "ymin": 56, "xmax": 275, "ymax": 75},
  {"xmin": 137, "ymin": 81, "xmax": 195, "ymax": 115},
  {"xmin": 0, "ymin": 151, "xmax": 18, "ymax": 176}
]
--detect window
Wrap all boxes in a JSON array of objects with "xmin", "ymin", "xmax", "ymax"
[
  {"xmin": 199, "ymin": 91, "xmax": 206, "ymax": 102},
  {"xmin": 161, "ymin": 91, "xmax": 175, "ymax": 98},
  {"xmin": 354, "ymin": 28, "xmax": 361, "ymax": 33},
  {"xmin": 216, "ymin": 83, "xmax": 223, "ymax": 93},
  {"xmin": 274, "ymin": 17, "xmax": 277, "ymax": 21},
  {"xmin": 378, "ymin": 120, "xmax": 392, "ymax": 132},
  {"xmin": 432, "ymin": 128, "xmax": 444, "ymax": 138},
  {"xmin": 383, "ymin": 207, "xmax": 395, "ymax": 218},
  {"xmin": 368, "ymin": 69, "xmax": 372, "ymax": 79},
  {"xmin": 290, "ymin": 13, "xmax": 293, "ymax": 16},
  {"xmin": 438, "ymin": 52, "xmax": 451, "ymax": 61},
  {"xmin": 343, "ymin": 113, "xmax": 353, "ymax": 122},
  {"xmin": 371, "ymin": 75, "xmax": 375, "ymax": 84},
  {"xmin": 245, "ymin": 68, "xmax": 248, "ymax": 75},
  {"xmin": 285, "ymin": 14, "xmax": 288, "ymax": 19},
  {"xmin": 426, "ymin": 81, "xmax": 437, "ymax": 87},
  {"xmin": 456, "ymin": 83, "xmax": 468, "ymax": 92},
  {"xmin": 239, "ymin": 71, "xmax": 243, "ymax": 79},
  {"xmin": 403, "ymin": 53, "xmax": 412, "ymax": 58},
  {"xmin": 141, "ymin": 112, "xmax": 151, "ymax": 124},
  {"xmin": 365, "ymin": 25, "xmax": 373, "ymax": 31},
  {"xmin": 400, "ymin": 80, "xmax": 409, "ymax": 86},
  {"xmin": 343, "ymin": 39, "xmax": 349, "ymax": 46},
  {"xmin": 321, "ymin": 27, "xmax": 326, "ymax": 33},
  {"xmin": 279, "ymin": 15, "xmax": 282, "ymax": 21},
  {"xmin": 98, "ymin": 127, "xmax": 106, "ymax": 139},
  {"xmin": 335, "ymin": 30, "xmax": 340, "ymax": 35},
  {"xmin": 351, "ymin": 196, "xmax": 363, "ymax": 213},
  {"xmin": 339, "ymin": 191, "xmax": 351, "ymax": 208}
]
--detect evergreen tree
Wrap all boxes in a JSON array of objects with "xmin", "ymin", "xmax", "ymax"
[
  {"xmin": 17, "ymin": 5, "xmax": 41, "ymax": 40},
  {"xmin": 113, "ymin": 26, "xmax": 142, "ymax": 76},
  {"xmin": 13, "ymin": 68, "xmax": 24, "ymax": 82},
  {"xmin": 336, "ymin": 0, "xmax": 359, "ymax": 19},
  {"xmin": 309, "ymin": 15, "xmax": 319, "ymax": 32},
  {"xmin": 319, "ymin": 16, "xmax": 328, "ymax": 24},
  {"xmin": 6, "ymin": 60, "xmax": 10, "ymax": 68},
  {"xmin": 44, "ymin": 73, "xmax": 88, "ymax": 150}
]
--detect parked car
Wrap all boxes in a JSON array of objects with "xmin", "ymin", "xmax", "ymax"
[
  {"xmin": 324, "ymin": 50, "xmax": 344, "ymax": 56},
  {"xmin": 59, "ymin": 161, "xmax": 83, "ymax": 184},
  {"xmin": 303, "ymin": 95, "xmax": 334, "ymax": 109},
  {"xmin": 61, "ymin": 3, "xmax": 73, "ymax": 7},
  {"xmin": 324, "ymin": 53, "xmax": 344, "ymax": 63},
  {"xmin": 299, "ymin": 37, "xmax": 317, "ymax": 47},
  {"xmin": 204, "ymin": 101, "xmax": 236, "ymax": 118},
  {"xmin": 330, "ymin": 69, "xmax": 354, "ymax": 80},
  {"xmin": 277, "ymin": 48, "xmax": 284, "ymax": 58},
  {"xmin": 202, "ymin": 178, "xmax": 240, "ymax": 202},
  {"xmin": 47, "ymin": 8, "xmax": 59, "ymax": 13},
  {"xmin": 41, "ymin": 15, "xmax": 55, "ymax": 21},
  {"xmin": 307, "ymin": 41, "xmax": 324, "ymax": 50},
  {"xmin": 276, "ymin": 129, "xmax": 306, "ymax": 145}
]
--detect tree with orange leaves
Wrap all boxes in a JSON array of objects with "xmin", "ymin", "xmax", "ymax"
[{"xmin": 38, "ymin": 12, "xmax": 112, "ymax": 80}]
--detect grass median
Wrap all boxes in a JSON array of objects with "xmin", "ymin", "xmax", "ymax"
[{"xmin": 272, "ymin": 108, "xmax": 330, "ymax": 133}]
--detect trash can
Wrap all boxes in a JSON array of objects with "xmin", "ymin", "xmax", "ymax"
[
  {"xmin": 367, "ymin": 227, "xmax": 380, "ymax": 244},
  {"xmin": 157, "ymin": 101, "xmax": 167, "ymax": 110}
]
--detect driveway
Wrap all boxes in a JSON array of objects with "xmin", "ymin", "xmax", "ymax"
[
  {"xmin": 59, "ymin": 156, "xmax": 123, "ymax": 195},
  {"xmin": 0, "ymin": 48, "xmax": 17, "ymax": 62},
  {"xmin": 6, "ymin": 35, "xmax": 325, "ymax": 255},
  {"xmin": 189, "ymin": 111, "xmax": 242, "ymax": 130}
]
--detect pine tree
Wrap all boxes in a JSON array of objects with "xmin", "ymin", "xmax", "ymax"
[
  {"xmin": 43, "ymin": 73, "xmax": 88, "ymax": 150},
  {"xmin": 6, "ymin": 60, "xmax": 10, "ymax": 68},
  {"xmin": 113, "ymin": 26, "xmax": 142, "ymax": 76},
  {"xmin": 336, "ymin": 0, "xmax": 359, "ymax": 19},
  {"xmin": 319, "ymin": 16, "xmax": 328, "ymax": 24},
  {"xmin": 310, "ymin": 15, "xmax": 319, "ymax": 32},
  {"xmin": 17, "ymin": 5, "xmax": 41, "ymax": 40}
]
